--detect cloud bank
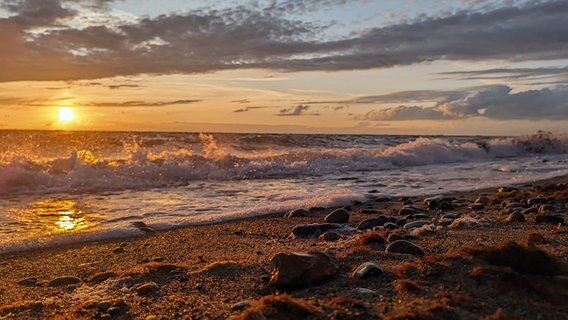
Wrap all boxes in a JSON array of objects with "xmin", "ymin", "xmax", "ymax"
[
  {"xmin": 0, "ymin": 0, "xmax": 567, "ymax": 81},
  {"xmin": 357, "ymin": 85, "xmax": 568, "ymax": 121}
]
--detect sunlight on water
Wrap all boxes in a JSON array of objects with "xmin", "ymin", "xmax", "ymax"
[{"xmin": 9, "ymin": 198, "xmax": 97, "ymax": 236}]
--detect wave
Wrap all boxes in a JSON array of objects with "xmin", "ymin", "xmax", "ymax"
[{"xmin": 0, "ymin": 131, "xmax": 567, "ymax": 195}]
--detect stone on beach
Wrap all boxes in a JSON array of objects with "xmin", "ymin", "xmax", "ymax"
[
  {"xmin": 403, "ymin": 220, "xmax": 431, "ymax": 230},
  {"xmin": 291, "ymin": 223, "xmax": 349, "ymax": 239},
  {"xmin": 324, "ymin": 208, "xmax": 350, "ymax": 223},
  {"xmin": 506, "ymin": 211, "xmax": 525, "ymax": 222},
  {"xmin": 535, "ymin": 215, "xmax": 565, "ymax": 225},
  {"xmin": 385, "ymin": 240, "xmax": 424, "ymax": 256},
  {"xmin": 319, "ymin": 231, "xmax": 341, "ymax": 242},
  {"xmin": 285, "ymin": 209, "xmax": 309, "ymax": 218},
  {"xmin": 17, "ymin": 277, "xmax": 38, "ymax": 287},
  {"xmin": 47, "ymin": 276, "xmax": 83, "ymax": 287},
  {"xmin": 269, "ymin": 252, "xmax": 339, "ymax": 289},
  {"xmin": 136, "ymin": 282, "xmax": 159, "ymax": 296},
  {"xmin": 357, "ymin": 217, "xmax": 387, "ymax": 230},
  {"xmin": 387, "ymin": 234, "xmax": 405, "ymax": 243},
  {"xmin": 352, "ymin": 262, "xmax": 383, "ymax": 279}
]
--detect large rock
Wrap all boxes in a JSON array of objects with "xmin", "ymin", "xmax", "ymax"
[
  {"xmin": 385, "ymin": 240, "xmax": 424, "ymax": 256},
  {"xmin": 269, "ymin": 252, "xmax": 339, "ymax": 289},
  {"xmin": 324, "ymin": 209, "xmax": 350, "ymax": 223}
]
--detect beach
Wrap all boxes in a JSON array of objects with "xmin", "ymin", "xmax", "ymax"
[{"xmin": 0, "ymin": 175, "xmax": 567, "ymax": 319}]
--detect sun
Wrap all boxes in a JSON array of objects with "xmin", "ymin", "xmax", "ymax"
[{"xmin": 58, "ymin": 107, "xmax": 76, "ymax": 122}]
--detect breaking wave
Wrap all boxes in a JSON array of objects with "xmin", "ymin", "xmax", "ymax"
[{"xmin": 0, "ymin": 131, "xmax": 567, "ymax": 195}]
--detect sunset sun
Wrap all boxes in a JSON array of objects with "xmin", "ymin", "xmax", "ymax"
[{"xmin": 58, "ymin": 107, "xmax": 76, "ymax": 122}]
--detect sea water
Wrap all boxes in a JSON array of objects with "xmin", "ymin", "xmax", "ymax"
[{"xmin": 1, "ymin": 130, "xmax": 567, "ymax": 253}]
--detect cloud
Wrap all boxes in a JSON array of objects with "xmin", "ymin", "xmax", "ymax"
[
  {"xmin": 84, "ymin": 99, "xmax": 201, "ymax": 107},
  {"xmin": 357, "ymin": 85, "xmax": 568, "ymax": 121},
  {"xmin": 1, "ymin": 1, "xmax": 567, "ymax": 81},
  {"xmin": 276, "ymin": 104, "xmax": 319, "ymax": 116},
  {"xmin": 437, "ymin": 65, "xmax": 568, "ymax": 84},
  {"xmin": 232, "ymin": 106, "xmax": 274, "ymax": 113}
]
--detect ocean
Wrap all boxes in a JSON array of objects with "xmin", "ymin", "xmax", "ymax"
[{"xmin": 1, "ymin": 130, "xmax": 567, "ymax": 254}]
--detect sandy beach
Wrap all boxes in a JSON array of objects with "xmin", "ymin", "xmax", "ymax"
[{"xmin": 0, "ymin": 176, "xmax": 566, "ymax": 320}]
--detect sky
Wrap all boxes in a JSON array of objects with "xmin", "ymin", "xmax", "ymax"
[{"xmin": 0, "ymin": 0, "xmax": 567, "ymax": 135}]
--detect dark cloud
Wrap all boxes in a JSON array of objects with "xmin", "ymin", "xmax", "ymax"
[
  {"xmin": 0, "ymin": 0, "xmax": 76, "ymax": 28},
  {"xmin": 357, "ymin": 85, "xmax": 568, "ymax": 121},
  {"xmin": 0, "ymin": 1, "xmax": 566, "ymax": 81},
  {"xmin": 276, "ymin": 104, "xmax": 319, "ymax": 116}
]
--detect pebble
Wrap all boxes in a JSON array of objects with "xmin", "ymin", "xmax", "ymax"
[
  {"xmin": 357, "ymin": 217, "xmax": 387, "ymax": 230},
  {"xmin": 291, "ymin": 223, "xmax": 346, "ymax": 239},
  {"xmin": 538, "ymin": 204, "xmax": 554, "ymax": 214},
  {"xmin": 403, "ymin": 220, "xmax": 431, "ymax": 230},
  {"xmin": 383, "ymin": 222, "xmax": 398, "ymax": 230},
  {"xmin": 309, "ymin": 207, "xmax": 327, "ymax": 214},
  {"xmin": 319, "ymin": 231, "xmax": 341, "ymax": 242},
  {"xmin": 351, "ymin": 288, "xmax": 377, "ymax": 297},
  {"xmin": 17, "ymin": 277, "xmax": 38, "ymax": 287},
  {"xmin": 498, "ymin": 186, "xmax": 519, "ymax": 193},
  {"xmin": 475, "ymin": 196, "xmax": 489, "ymax": 205},
  {"xmin": 324, "ymin": 209, "xmax": 350, "ymax": 223},
  {"xmin": 285, "ymin": 209, "xmax": 309, "ymax": 218},
  {"xmin": 506, "ymin": 211, "xmax": 525, "ymax": 222},
  {"xmin": 112, "ymin": 247, "xmax": 125, "ymax": 254},
  {"xmin": 535, "ymin": 215, "xmax": 565, "ymax": 225},
  {"xmin": 398, "ymin": 205, "xmax": 421, "ymax": 215},
  {"xmin": 469, "ymin": 203, "xmax": 485, "ymax": 210},
  {"xmin": 528, "ymin": 196, "xmax": 548, "ymax": 205},
  {"xmin": 47, "ymin": 276, "xmax": 82, "ymax": 287},
  {"xmin": 522, "ymin": 207, "xmax": 539, "ymax": 215},
  {"xmin": 231, "ymin": 300, "xmax": 250, "ymax": 311},
  {"xmin": 136, "ymin": 282, "xmax": 160, "ymax": 296},
  {"xmin": 269, "ymin": 252, "xmax": 339, "ymax": 289},
  {"xmin": 387, "ymin": 234, "xmax": 405, "ymax": 243},
  {"xmin": 385, "ymin": 240, "xmax": 424, "ymax": 256},
  {"xmin": 352, "ymin": 262, "xmax": 383, "ymax": 279}
]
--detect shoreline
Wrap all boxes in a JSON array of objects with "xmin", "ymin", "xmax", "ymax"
[
  {"xmin": 0, "ymin": 175, "xmax": 567, "ymax": 319},
  {"xmin": 3, "ymin": 173, "xmax": 568, "ymax": 258}
]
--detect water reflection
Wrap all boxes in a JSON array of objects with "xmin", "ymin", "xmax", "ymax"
[{"xmin": 11, "ymin": 198, "xmax": 96, "ymax": 234}]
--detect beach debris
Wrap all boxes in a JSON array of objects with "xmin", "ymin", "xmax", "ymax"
[
  {"xmin": 319, "ymin": 231, "xmax": 341, "ymax": 242},
  {"xmin": 505, "ymin": 211, "xmax": 525, "ymax": 222},
  {"xmin": 357, "ymin": 217, "xmax": 387, "ymax": 230},
  {"xmin": 324, "ymin": 208, "xmax": 350, "ymax": 223},
  {"xmin": 269, "ymin": 251, "xmax": 339, "ymax": 289},
  {"xmin": 385, "ymin": 240, "xmax": 424, "ymax": 256},
  {"xmin": 136, "ymin": 282, "xmax": 159, "ymax": 296},
  {"xmin": 352, "ymin": 262, "xmax": 383, "ymax": 279},
  {"xmin": 284, "ymin": 209, "xmax": 309, "ymax": 218},
  {"xmin": 47, "ymin": 276, "xmax": 83, "ymax": 287}
]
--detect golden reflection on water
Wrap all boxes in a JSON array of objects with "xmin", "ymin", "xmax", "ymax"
[{"xmin": 14, "ymin": 198, "xmax": 95, "ymax": 234}]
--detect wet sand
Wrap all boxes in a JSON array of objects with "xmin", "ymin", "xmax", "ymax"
[{"xmin": 0, "ymin": 177, "xmax": 567, "ymax": 319}]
